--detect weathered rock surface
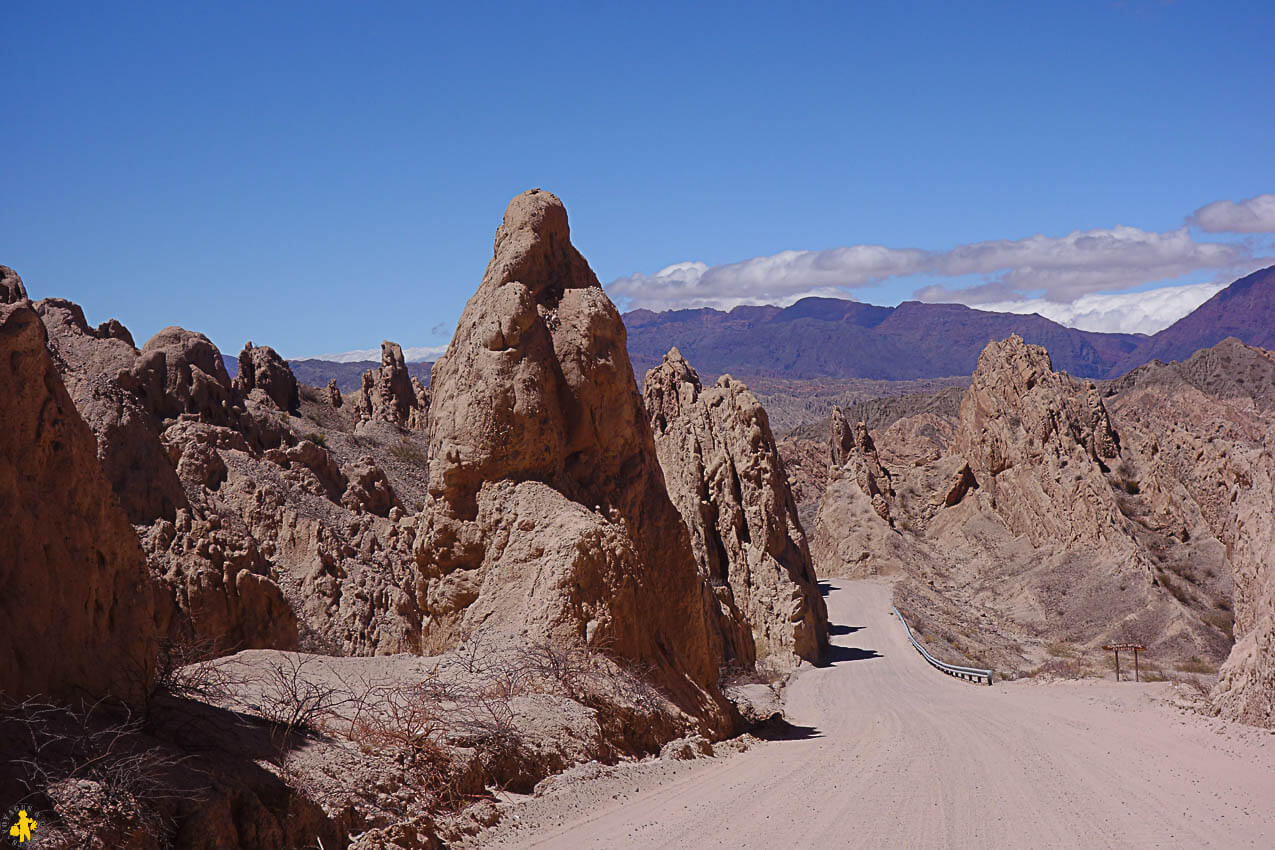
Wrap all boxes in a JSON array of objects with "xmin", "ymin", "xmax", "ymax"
[
  {"xmin": 234, "ymin": 342, "xmax": 300, "ymax": 412},
  {"xmin": 1105, "ymin": 338, "xmax": 1275, "ymax": 727},
  {"xmin": 355, "ymin": 341, "xmax": 429, "ymax": 429},
  {"xmin": 643, "ymin": 348, "xmax": 826, "ymax": 671},
  {"xmin": 1, "ymin": 264, "xmax": 27, "ymax": 303},
  {"xmin": 0, "ymin": 299, "xmax": 159, "ymax": 704},
  {"xmin": 35, "ymin": 297, "xmax": 428, "ymax": 659},
  {"xmin": 952, "ymin": 335, "xmax": 1126, "ymax": 549},
  {"xmin": 416, "ymin": 189, "xmax": 729, "ymax": 729},
  {"xmin": 812, "ymin": 334, "xmax": 1234, "ymax": 678}
]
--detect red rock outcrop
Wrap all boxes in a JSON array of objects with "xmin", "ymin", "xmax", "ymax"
[
  {"xmin": 354, "ymin": 341, "xmax": 428, "ymax": 430},
  {"xmin": 416, "ymin": 189, "xmax": 729, "ymax": 728},
  {"xmin": 643, "ymin": 348, "xmax": 827, "ymax": 671},
  {"xmin": 35, "ymin": 295, "xmax": 431, "ymax": 658},
  {"xmin": 813, "ymin": 334, "xmax": 1233, "ymax": 673},
  {"xmin": 0, "ymin": 297, "xmax": 159, "ymax": 704},
  {"xmin": 234, "ymin": 341, "xmax": 300, "ymax": 412},
  {"xmin": 1, "ymin": 264, "xmax": 27, "ymax": 303}
]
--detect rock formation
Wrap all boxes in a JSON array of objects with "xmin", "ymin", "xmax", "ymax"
[
  {"xmin": 0, "ymin": 296, "xmax": 158, "ymax": 704},
  {"xmin": 327, "ymin": 377, "xmax": 343, "ymax": 408},
  {"xmin": 354, "ymin": 340, "xmax": 428, "ymax": 429},
  {"xmin": 952, "ymin": 335, "xmax": 1126, "ymax": 549},
  {"xmin": 1, "ymin": 263, "xmax": 27, "ymax": 302},
  {"xmin": 829, "ymin": 406, "xmax": 895, "ymax": 523},
  {"xmin": 234, "ymin": 341, "xmax": 300, "ymax": 411},
  {"xmin": 810, "ymin": 334, "xmax": 1233, "ymax": 675},
  {"xmin": 34, "ymin": 297, "xmax": 428, "ymax": 659},
  {"xmin": 416, "ymin": 189, "xmax": 729, "ymax": 728},
  {"xmin": 643, "ymin": 348, "xmax": 826, "ymax": 670},
  {"xmin": 1104, "ymin": 338, "xmax": 1275, "ymax": 727}
]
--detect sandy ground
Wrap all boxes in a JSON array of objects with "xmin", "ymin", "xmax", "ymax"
[{"xmin": 474, "ymin": 579, "xmax": 1275, "ymax": 849}]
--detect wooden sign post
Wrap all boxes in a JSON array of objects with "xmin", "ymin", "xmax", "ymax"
[{"xmin": 1103, "ymin": 643, "xmax": 1147, "ymax": 682}]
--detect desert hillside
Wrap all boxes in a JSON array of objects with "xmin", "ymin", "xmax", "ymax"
[{"xmin": 3, "ymin": 196, "xmax": 1275, "ymax": 848}]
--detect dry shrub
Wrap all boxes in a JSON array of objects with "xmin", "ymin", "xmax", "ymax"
[
  {"xmin": 1, "ymin": 696, "xmax": 197, "ymax": 846},
  {"xmin": 151, "ymin": 636, "xmax": 239, "ymax": 704},
  {"xmin": 1022, "ymin": 658, "xmax": 1088, "ymax": 679}
]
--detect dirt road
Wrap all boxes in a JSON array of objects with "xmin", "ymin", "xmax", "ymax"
[{"xmin": 485, "ymin": 579, "xmax": 1275, "ymax": 848}]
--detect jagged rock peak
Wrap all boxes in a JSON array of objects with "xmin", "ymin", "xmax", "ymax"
[
  {"xmin": 418, "ymin": 189, "xmax": 728, "ymax": 727},
  {"xmin": 829, "ymin": 405, "xmax": 854, "ymax": 468},
  {"xmin": 234, "ymin": 341, "xmax": 299, "ymax": 411},
  {"xmin": 354, "ymin": 340, "xmax": 427, "ymax": 429},
  {"xmin": 956, "ymin": 334, "xmax": 1119, "ymax": 475},
  {"xmin": 644, "ymin": 347, "xmax": 704, "ymax": 434},
  {"xmin": 0, "ymin": 264, "xmax": 27, "ymax": 303},
  {"xmin": 643, "ymin": 350, "xmax": 828, "ymax": 670},
  {"xmin": 141, "ymin": 326, "xmax": 235, "ymax": 422},
  {"xmin": 485, "ymin": 188, "xmax": 598, "ymax": 307}
]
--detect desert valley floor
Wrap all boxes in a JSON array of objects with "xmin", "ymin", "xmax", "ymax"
[{"xmin": 475, "ymin": 580, "xmax": 1275, "ymax": 849}]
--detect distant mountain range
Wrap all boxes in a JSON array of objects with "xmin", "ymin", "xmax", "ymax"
[
  {"xmin": 624, "ymin": 265, "xmax": 1275, "ymax": 380},
  {"xmin": 281, "ymin": 265, "xmax": 1275, "ymax": 388}
]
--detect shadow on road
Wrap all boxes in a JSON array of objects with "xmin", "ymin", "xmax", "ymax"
[
  {"xmin": 752, "ymin": 716, "xmax": 822, "ymax": 741},
  {"xmin": 817, "ymin": 645, "xmax": 883, "ymax": 667},
  {"xmin": 828, "ymin": 623, "xmax": 863, "ymax": 636},
  {"xmin": 818, "ymin": 581, "xmax": 834, "ymax": 597}
]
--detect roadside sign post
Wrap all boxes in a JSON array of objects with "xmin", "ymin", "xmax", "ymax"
[{"xmin": 1103, "ymin": 643, "xmax": 1147, "ymax": 682}]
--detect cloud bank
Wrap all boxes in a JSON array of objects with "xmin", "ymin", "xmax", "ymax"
[
  {"xmin": 301, "ymin": 344, "xmax": 448, "ymax": 363},
  {"xmin": 608, "ymin": 194, "xmax": 1272, "ymax": 334},
  {"xmin": 959, "ymin": 281, "xmax": 1228, "ymax": 336},
  {"xmin": 1190, "ymin": 194, "xmax": 1275, "ymax": 233}
]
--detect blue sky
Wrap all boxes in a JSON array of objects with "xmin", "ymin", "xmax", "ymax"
[{"xmin": 2, "ymin": 1, "xmax": 1273, "ymax": 359}]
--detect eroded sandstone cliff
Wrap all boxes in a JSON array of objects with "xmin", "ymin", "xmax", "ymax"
[
  {"xmin": 1, "ymin": 289, "xmax": 159, "ymax": 705},
  {"xmin": 416, "ymin": 189, "xmax": 731, "ymax": 729},
  {"xmin": 643, "ymin": 348, "xmax": 827, "ymax": 672}
]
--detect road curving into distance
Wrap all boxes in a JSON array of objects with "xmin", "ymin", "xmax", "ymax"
[{"xmin": 490, "ymin": 579, "xmax": 1275, "ymax": 849}]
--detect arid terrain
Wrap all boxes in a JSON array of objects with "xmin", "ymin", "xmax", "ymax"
[
  {"xmin": 3, "ymin": 193, "xmax": 1275, "ymax": 848},
  {"xmin": 474, "ymin": 581, "xmax": 1275, "ymax": 849}
]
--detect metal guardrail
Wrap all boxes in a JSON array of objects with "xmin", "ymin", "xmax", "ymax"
[{"xmin": 892, "ymin": 606, "xmax": 993, "ymax": 686}]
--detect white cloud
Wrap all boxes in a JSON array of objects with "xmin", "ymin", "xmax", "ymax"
[
  {"xmin": 608, "ymin": 247, "xmax": 926, "ymax": 312},
  {"xmin": 1190, "ymin": 194, "xmax": 1275, "ymax": 233},
  {"xmin": 609, "ymin": 223, "xmax": 1254, "ymax": 313},
  {"xmin": 952, "ymin": 280, "xmax": 1229, "ymax": 335},
  {"xmin": 302, "ymin": 344, "xmax": 448, "ymax": 363},
  {"xmin": 930, "ymin": 226, "xmax": 1247, "ymax": 301}
]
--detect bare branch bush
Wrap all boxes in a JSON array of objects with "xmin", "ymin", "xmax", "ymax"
[
  {"xmin": 1, "ymin": 696, "xmax": 198, "ymax": 846},
  {"xmin": 240, "ymin": 654, "xmax": 361, "ymax": 756},
  {"xmin": 151, "ymin": 636, "xmax": 240, "ymax": 704}
]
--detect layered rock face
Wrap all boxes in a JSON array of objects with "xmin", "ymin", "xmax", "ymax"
[
  {"xmin": 643, "ymin": 348, "xmax": 826, "ymax": 671},
  {"xmin": 417, "ymin": 189, "xmax": 728, "ymax": 726},
  {"xmin": 1104, "ymin": 339, "xmax": 1275, "ymax": 726},
  {"xmin": 952, "ymin": 335, "xmax": 1127, "ymax": 549},
  {"xmin": 0, "ymin": 294, "xmax": 158, "ymax": 704},
  {"xmin": 35, "ymin": 299, "xmax": 426, "ymax": 658},
  {"xmin": 354, "ymin": 340, "xmax": 429, "ymax": 429},
  {"xmin": 811, "ymin": 334, "xmax": 1233, "ymax": 675}
]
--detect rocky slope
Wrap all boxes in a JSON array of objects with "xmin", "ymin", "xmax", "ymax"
[
  {"xmin": 811, "ymin": 335, "xmax": 1235, "ymax": 679},
  {"xmin": 0, "ymin": 274, "xmax": 159, "ymax": 706},
  {"xmin": 416, "ymin": 189, "xmax": 738, "ymax": 732},
  {"xmin": 643, "ymin": 348, "xmax": 827, "ymax": 672},
  {"xmin": 35, "ymin": 295, "xmax": 431, "ymax": 658},
  {"xmin": 1103, "ymin": 339, "xmax": 1275, "ymax": 727}
]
